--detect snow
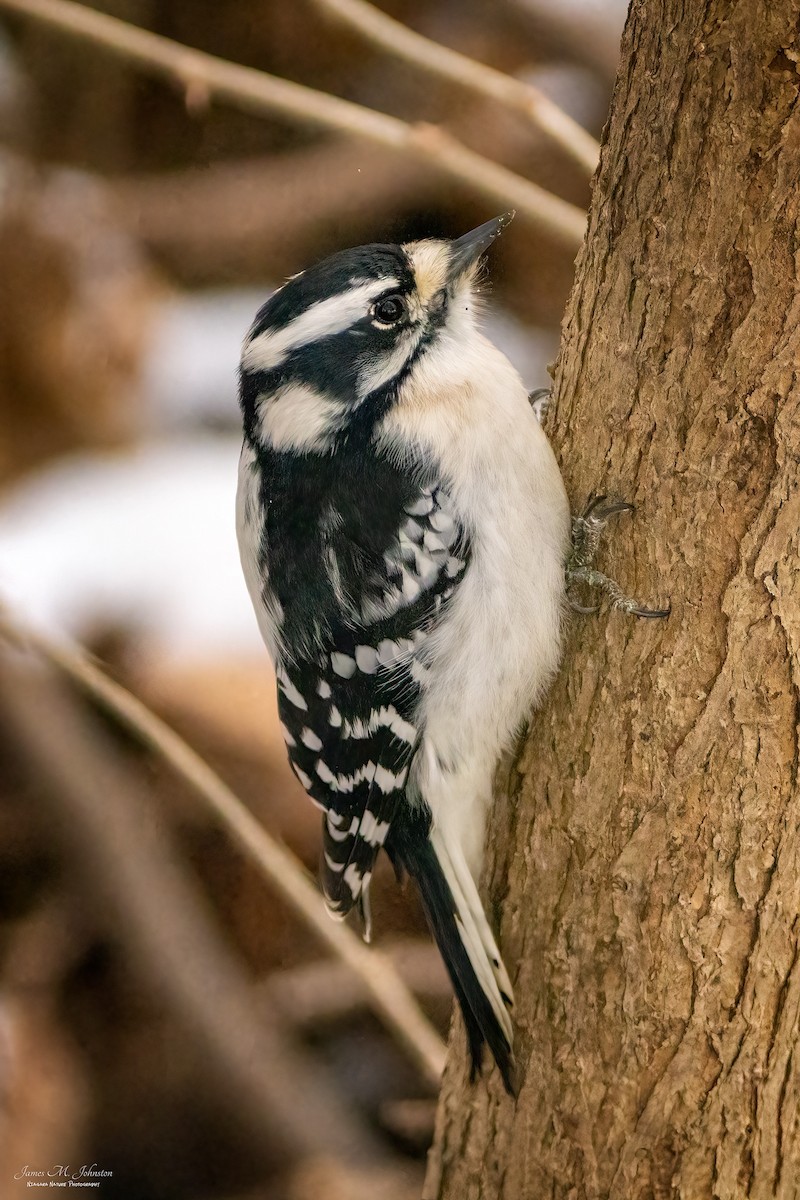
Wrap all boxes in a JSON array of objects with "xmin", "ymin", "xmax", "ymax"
[{"xmin": 0, "ymin": 438, "xmax": 263, "ymax": 661}]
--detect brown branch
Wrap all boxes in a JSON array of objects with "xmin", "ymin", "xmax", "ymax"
[
  {"xmin": 0, "ymin": 0, "xmax": 586, "ymax": 249},
  {"xmin": 0, "ymin": 659, "xmax": 383, "ymax": 1163},
  {"xmin": 311, "ymin": 0, "xmax": 600, "ymax": 175},
  {"xmin": 263, "ymin": 939, "xmax": 449, "ymax": 1028},
  {"xmin": 110, "ymin": 143, "xmax": 437, "ymax": 283},
  {"xmin": 500, "ymin": 0, "xmax": 625, "ymax": 79},
  {"xmin": 0, "ymin": 606, "xmax": 446, "ymax": 1088}
]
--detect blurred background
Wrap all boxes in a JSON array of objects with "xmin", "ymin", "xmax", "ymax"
[{"xmin": 0, "ymin": 2, "xmax": 625, "ymax": 1196}]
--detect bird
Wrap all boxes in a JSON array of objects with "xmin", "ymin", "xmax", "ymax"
[{"xmin": 235, "ymin": 214, "xmax": 571, "ymax": 1092}]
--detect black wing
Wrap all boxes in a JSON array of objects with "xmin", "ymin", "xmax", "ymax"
[{"xmin": 270, "ymin": 470, "xmax": 470, "ymax": 929}]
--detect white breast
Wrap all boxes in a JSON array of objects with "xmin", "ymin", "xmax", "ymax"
[{"xmin": 378, "ymin": 322, "xmax": 570, "ymax": 872}]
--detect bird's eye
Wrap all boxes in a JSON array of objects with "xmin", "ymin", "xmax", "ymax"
[{"xmin": 372, "ymin": 294, "xmax": 407, "ymax": 325}]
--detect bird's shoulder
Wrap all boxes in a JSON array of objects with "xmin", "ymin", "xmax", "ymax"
[{"xmin": 250, "ymin": 442, "xmax": 469, "ymax": 655}]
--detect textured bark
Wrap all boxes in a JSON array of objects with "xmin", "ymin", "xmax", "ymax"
[{"xmin": 425, "ymin": 2, "xmax": 800, "ymax": 1197}]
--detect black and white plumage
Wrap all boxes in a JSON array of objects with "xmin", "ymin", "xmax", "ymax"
[{"xmin": 236, "ymin": 216, "xmax": 570, "ymax": 1091}]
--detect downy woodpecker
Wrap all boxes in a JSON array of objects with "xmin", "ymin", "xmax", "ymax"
[{"xmin": 236, "ymin": 215, "xmax": 570, "ymax": 1091}]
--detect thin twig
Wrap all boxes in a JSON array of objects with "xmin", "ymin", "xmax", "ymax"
[
  {"xmin": 110, "ymin": 143, "xmax": 438, "ymax": 281},
  {"xmin": 0, "ymin": 606, "xmax": 446, "ymax": 1088},
  {"xmin": 263, "ymin": 939, "xmax": 449, "ymax": 1028},
  {"xmin": 0, "ymin": 662, "xmax": 384, "ymax": 1162},
  {"xmin": 499, "ymin": 0, "xmax": 624, "ymax": 80},
  {"xmin": 311, "ymin": 0, "xmax": 600, "ymax": 175},
  {"xmin": 0, "ymin": 0, "xmax": 586, "ymax": 249}
]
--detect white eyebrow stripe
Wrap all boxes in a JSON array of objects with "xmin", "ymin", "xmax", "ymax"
[{"xmin": 243, "ymin": 278, "xmax": 399, "ymax": 372}]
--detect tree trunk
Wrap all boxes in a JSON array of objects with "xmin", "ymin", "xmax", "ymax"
[{"xmin": 425, "ymin": 2, "xmax": 800, "ymax": 1197}]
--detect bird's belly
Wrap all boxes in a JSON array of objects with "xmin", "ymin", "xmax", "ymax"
[
  {"xmin": 425, "ymin": 501, "xmax": 566, "ymax": 761},
  {"xmin": 412, "ymin": 420, "xmax": 570, "ymax": 871}
]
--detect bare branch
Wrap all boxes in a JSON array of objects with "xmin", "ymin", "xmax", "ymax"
[
  {"xmin": 109, "ymin": 144, "xmax": 437, "ymax": 282},
  {"xmin": 263, "ymin": 939, "xmax": 449, "ymax": 1028},
  {"xmin": 0, "ymin": 0, "xmax": 586, "ymax": 248},
  {"xmin": 0, "ymin": 606, "xmax": 446, "ymax": 1088},
  {"xmin": 311, "ymin": 0, "xmax": 600, "ymax": 176},
  {"xmin": 0, "ymin": 661, "xmax": 383, "ymax": 1162}
]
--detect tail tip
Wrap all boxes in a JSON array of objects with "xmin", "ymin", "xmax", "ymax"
[{"xmin": 466, "ymin": 1033, "xmax": 519, "ymax": 1098}]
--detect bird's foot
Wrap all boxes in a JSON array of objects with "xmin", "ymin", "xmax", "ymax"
[
  {"xmin": 528, "ymin": 387, "xmax": 551, "ymax": 424},
  {"xmin": 567, "ymin": 496, "xmax": 670, "ymax": 619}
]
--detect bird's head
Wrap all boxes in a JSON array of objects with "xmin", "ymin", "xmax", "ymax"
[{"xmin": 239, "ymin": 214, "xmax": 513, "ymax": 453}]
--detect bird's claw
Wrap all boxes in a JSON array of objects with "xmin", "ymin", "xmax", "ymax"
[
  {"xmin": 528, "ymin": 388, "xmax": 551, "ymax": 424},
  {"xmin": 567, "ymin": 496, "xmax": 669, "ymax": 620},
  {"xmin": 568, "ymin": 597, "xmax": 600, "ymax": 616}
]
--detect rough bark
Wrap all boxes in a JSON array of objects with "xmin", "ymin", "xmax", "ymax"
[{"xmin": 425, "ymin": 1, "xmax": 800, "ymax": 1197}]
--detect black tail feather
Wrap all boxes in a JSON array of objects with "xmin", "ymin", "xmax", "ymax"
[{"xmin": 396, "ymin": 837, "xmax": 517, "ymax": 1095}]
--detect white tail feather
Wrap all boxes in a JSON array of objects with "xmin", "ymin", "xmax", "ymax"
[
  {"xmin": 445, "ymin": 831, "xmax": 515, "ymax": 1001},
  {"xmin": 429, "ymin": 828, "xmax": 513, "ymax": 1042}
]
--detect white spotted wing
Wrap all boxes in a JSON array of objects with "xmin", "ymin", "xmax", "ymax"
[{"xmin": 275, "ymin": 483, "xmax": 469, "ymax": 931}]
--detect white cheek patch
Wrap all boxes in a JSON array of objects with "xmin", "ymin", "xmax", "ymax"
[
  {"xmin": 243, "ymin": 278, "xmax": 398, "ymax": 372},
  {"xmin": 257, "ymin": 382, "xmax": 343, "ymax": 452}
]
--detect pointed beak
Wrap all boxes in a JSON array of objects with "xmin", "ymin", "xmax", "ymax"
[{"xmin": 447, "ymin": 212, "xmax": 514, "ymax": 284}]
